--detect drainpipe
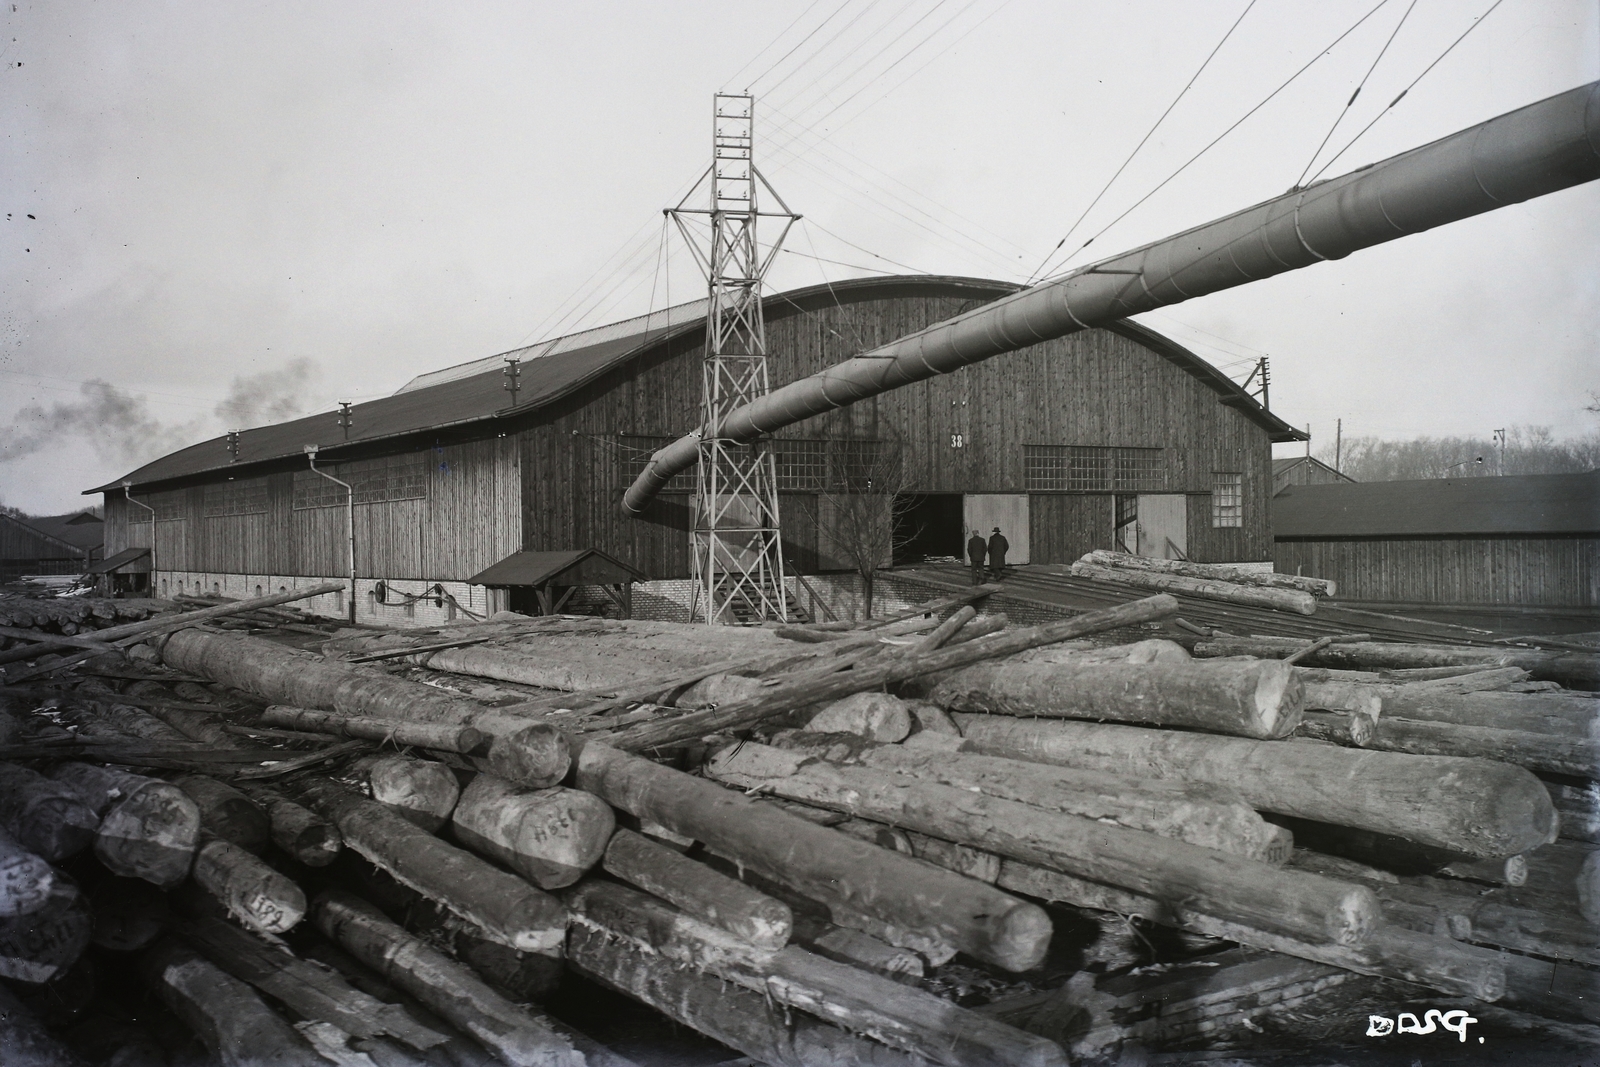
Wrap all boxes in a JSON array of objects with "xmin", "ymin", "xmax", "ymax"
[
  {"xmin": 121, "ymin": 480, "xmax": 156, "ymax": 597},
  {"xmin": 305, "ymin": 446, "xmax": 357, "ymax": 624}
]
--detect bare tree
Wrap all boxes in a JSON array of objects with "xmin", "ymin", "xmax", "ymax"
[{"xmin": 799, "ymin": 439, "xmax": 916, "ymax": 619}]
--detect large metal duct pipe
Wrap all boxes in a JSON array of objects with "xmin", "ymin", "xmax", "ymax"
[{"xmin": 624, "ymin": 81, "xmax": 1600, "ymax": 515}]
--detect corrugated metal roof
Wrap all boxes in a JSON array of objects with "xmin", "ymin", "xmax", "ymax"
[
  {"xmin": 1274, "ymin": 471, "xmax": 1600, "ymax": 539},
  {"xmin": 90, "ymin": 275, "xmax": 1303, "ymax": 494}
]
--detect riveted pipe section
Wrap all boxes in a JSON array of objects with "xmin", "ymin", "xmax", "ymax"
[{"xmin": 624, "ymin": 80, "xmax": 1600, "ymax": 515}]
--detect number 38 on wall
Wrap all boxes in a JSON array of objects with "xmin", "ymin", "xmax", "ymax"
[{"xmin": 950, "ymin": 433, "xmax": 965, "ymax": 449}]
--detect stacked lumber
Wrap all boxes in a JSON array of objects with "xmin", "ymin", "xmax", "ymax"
[{"xmin": 0, "ymin": 590, "xmax": 1595, "ymax": 1063}]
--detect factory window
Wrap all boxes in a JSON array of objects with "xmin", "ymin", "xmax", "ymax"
[
  {"xmin": 622, "ymin": 435, "xmax": 890, "ymax": 494},
  {"xmin": 293, "ymin": 456, "xmax": 428, "ymax": 509},
  {"xmin": 617, "ymin": 435, "xmax": 695, "ymax": 494},
  {"xmin": 770, "ymin": 438, "xmax": 889, "ymax": 491},
  {"xmin": 150, "ymin": 496, "xmax": 186, "ymax": 522},
  {"xmin": 203, "ymin": 481, "xmax": 268, "ymax": 517},
  {"xmin": 1212, "ymin": 473, "xmax": 1243, "ymax": 528},
  {"xmin": 1024, "ymin": 446, "xmax": 1166, "ymax": 492}
]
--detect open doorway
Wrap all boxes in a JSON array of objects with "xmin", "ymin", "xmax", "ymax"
[{"xmin": 892, "ymin": 493, "xmax": 964, "ymax": 564}]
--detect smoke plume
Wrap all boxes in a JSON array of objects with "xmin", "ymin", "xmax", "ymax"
[
  {"xmin": 215, "ymin": 358, "xmax": 318, "ymax": 428},
  {"xmin": 1, "ymin": 358, "xmax": 322, "ymax": 471},
  {"xmin": 1, "ymin": 380, "xmax": 205, "ymax": 467}
]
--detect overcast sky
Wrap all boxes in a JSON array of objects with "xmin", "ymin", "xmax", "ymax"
[{"xmin": 2, "ymin": 0, "xmax": 1596, "ymax": 514}]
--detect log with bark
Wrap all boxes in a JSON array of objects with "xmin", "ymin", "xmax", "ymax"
[
  {"xmin": 141, "ymin": 938, "xmax": 327, "ymax": 1067},
  {"xmin": 1195, "ymin": 636, "xmax": 1600, "ymax": 690},
  {"xmin": 928, "ymin": 656, "xmax": 1303, "ymax": 739},
  {"xmin": 449, "ymin": 773, "xmax": 613, "ymax": 889},
  {"xmin": 1077, "ymin": 549, "xmax": 1337, "ymax": 597},
  {"xmin": 179, "ymin": 915, "xmax": 449, "ymax": 1049},
  {"xmin": 1358, "ymin": 716, "xmax": 1597, "ymax": 778},
  {"xmin": 174, "ymin": 774, "xmax": 270, "ymax": 854},
  {"xmin": 0, "ymin": 874, "xmax": 92, "ymax": 984},
  {"xmin": 607, "ymin": 594, "xmax": 1181, "ymax": 753},
  {"xmin": 778, "ymin": 735, "xmax": 1285, "ymax": 861},
  {"xmin": 602, "ymin": 827, "xmax": 793, "ymax": 950},
  {"xmin": 258, "ymin": 705, "xmax": 484, "ymax": 753},
  {"xmin": 565, "ymin": 879, "xmax": 1068, "ymax": 1067},
  {"xmin": 1069, "ymin": 561, "xmax": 1318, "ymax": 614},
  {"xmin": 0, "ymin": 582, "xmax": 347, "ymax": 677},
  {"xmin": 708, "ymin": 742, "xmax": 1375, "ymax": 946},
  {"xmin": 1544, "ymin": 779, "xmax": 1599, "ymax": 844},
  {"xmin": 295, "ymin": 777, "xmax": 566, "ymax": 955},
  {"xmin": 314, "ymin": 890, "xmax": 584, "ymax": 1067},
  {"xmin": 576, "ymin": 741, "xmax": 1052, "ymax": 972},
  {"xmin": 993, "ymin": 860, "xmax": 1504, "ymax": 1002},
  {"xmin": 231, "ymin": 782, "xmax": 341, "ymax": 867},
  {"xmin": 366, "ymin": 756, "xmax": 461, "ymax": 833},
  {"xmin": 0, "ymin": 825, "xmax": 54, "ymax": 918},
  {"xmin": 51, "ymin": 763, "xmax": 200, "ymax": 887},
  {"xmin": 0, "ymin": 763, "xmax": 100, "ymax": 864},
  {"xmin": 567, "ymin": 919, "xmax": 922, "ymax": 1067},
  {"xmin": 953, "ymin": 714, "xmax": 1555, "ymax": 857},
  {"xmin": 157, "ymin": 629, "xmax": 572, "ymax": 784},
  {"xmin": 190, "ymin": 835, "xmax": 305, "ymax": 934},
  {"xmin": 1376, "ymin": 688, "xmax": 1598, "ymax": 736}
]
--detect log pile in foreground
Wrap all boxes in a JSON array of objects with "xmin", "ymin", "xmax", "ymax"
[{"xmin": 0, "ymin": 583, "xmax": 1594, "ymax": 1064}]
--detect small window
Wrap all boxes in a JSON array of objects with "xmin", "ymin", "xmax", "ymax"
[{"xmin": 1212, "ymin": 473, "xmax": 1243, "ymax": 528}]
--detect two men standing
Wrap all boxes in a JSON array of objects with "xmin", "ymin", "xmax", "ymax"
[{"xmin": 967, "ymin": 527, "xmax": 1009, "ymax": 583}]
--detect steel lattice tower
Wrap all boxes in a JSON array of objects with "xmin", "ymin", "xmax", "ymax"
[{"xmin": 668, "ymin": 94, "xmax": 798, "ymax": 623}]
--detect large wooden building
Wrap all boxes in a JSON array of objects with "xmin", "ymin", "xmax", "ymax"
[
  {"xmin": 1274, "ymin": 471, "xmax": 1600, "ymax": 609},
  {"xmin": 95, "ymin": 276, "xmax": 1302, "ymax": 622},
  {"xmin": 0, "ymin": 511, "xmax": 104, "ymax": 581}
]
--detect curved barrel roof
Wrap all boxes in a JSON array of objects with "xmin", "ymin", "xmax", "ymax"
[{"xmin": 91, "ymin": 274, "xmax": 1302, "ymax": 494}]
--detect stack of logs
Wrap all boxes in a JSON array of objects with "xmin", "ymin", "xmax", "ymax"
[
  {"xmin": 0, "ymin": 595, "xmax": 161, "ymax": 648},
  {"xmin": 0, "ymin": 581, "xmax": 1594, "ymax": 1065}
]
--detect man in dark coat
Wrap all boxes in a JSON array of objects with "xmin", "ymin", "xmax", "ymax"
[
  {"xmin": 988, "ymin": 527, "xmax": 1009, "ymax": 580},
  {"xmin": 966, "ymin": 529, "xmax": 987, "ymax": 585}
]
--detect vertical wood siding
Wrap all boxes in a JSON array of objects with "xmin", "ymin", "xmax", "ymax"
[
  {"xmin": 100, "ymin": 288, "xmax": 1280, "ymax": 582},
  {"xmin": 1274, "ymin": 537, "xmax": 1599, "ymax": 606}
]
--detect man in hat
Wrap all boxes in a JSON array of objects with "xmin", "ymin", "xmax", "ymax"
[
  {"xmin": 987, "ymin": 526, "xmax": 1010, "ymax": 580},
  {"xmin": 966, "ymin": 529, "xmax": 987, "ymax": 585}
]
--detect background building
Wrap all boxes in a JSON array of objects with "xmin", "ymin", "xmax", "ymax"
[
  {"xmin": 1272, "ymin": 455, "xmax": 1355, "ymax": 495},
  {"xmin": 1273, "ymin": 470, "xmax": 1600, "ymax": 610},
  {"xmin": 0, "ymin": 511, "xmax": 104, "ymax": 581},
  {"xmin": 96, "ymin": 275, "xmax": 1302, "ymax": 623}
]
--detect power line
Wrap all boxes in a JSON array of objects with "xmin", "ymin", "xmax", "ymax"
[
  {"xmin": 723, "ymin": 0, "xmax": 830, "ymax": 91},
  {"xmin": 770, "ymin": 0, "xmax": 952, "ymax": 118},
  {"xmin": 1025, "ymin": 0, "xmax": 1257, "ymax": 286},
  {"xmin": 1307, "ymin": 0, "xmax": 1506, "ymax": 185},
  {"xmin": 747, "ymin": 0, "xmax": 861, "ymax": 93},
  {"xmin": 1039, "ymin": 0, "xmax": 1393, "ymax": 281},
  {"xmin": 1294, "ymin": 0, "xmax": 1416, "ymax": 189},
  {"xmin": 804, "ymin": 218, "xmax": 934, "ymax": 274},
  {"xmin": 760, "ymin": 109, "xmax": 1027, "ymax": 277},
  {"xmin": 781, "ymin": 0, "xmax": 987, "ymax": 137},
  {"xmin": 767, "ymin": 0, "xmax": 933, "ymax": 114}
]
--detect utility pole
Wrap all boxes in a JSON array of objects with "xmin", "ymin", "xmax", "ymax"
[
  {"xmin": 1335, "ymin": 418, "xmax": 1342, "ymax": 474},
  {"xmin": 668, "ymin": 93, "xmax": 799, "ymax": 624},
  {"xmin": 1493, "ymin": 428, "xmax": 1506, "ymax": 475}
]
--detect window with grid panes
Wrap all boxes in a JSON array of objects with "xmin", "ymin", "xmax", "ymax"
[
  {"xmin": 293, "ymin": 456, "xmax": 428, "ymax": 509},
  {"xmin": 1024, "ymin": 446, "xmax": 1166, "ymax": 492},
  {"xmin": 203, "ymin": 481, "xmax": 268, "ymax": 517},
  {"xmin": 1212, "ymin": 472, "xmax": 1243, "ymax": 528}
]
